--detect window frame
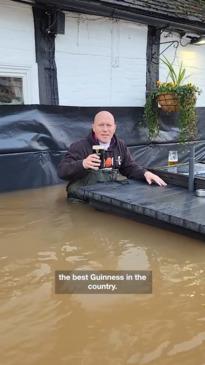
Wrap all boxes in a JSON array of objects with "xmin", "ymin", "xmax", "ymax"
[{"xmin": 0, "ymin": 65, "xmax": 39, "ymax": 104}]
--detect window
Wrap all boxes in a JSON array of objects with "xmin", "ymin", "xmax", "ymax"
[
  {"xmin": 0, "ymin": 65, "xmax": 39, "ymax": 104},
  {"xmin": 0, "ymin": 76, "xmax": 24, "ymax": 104}
]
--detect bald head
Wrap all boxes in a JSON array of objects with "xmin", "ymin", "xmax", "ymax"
[
  {"xmin": 92, "ymin": 111, "xmax": 116, "ymax": 143},
  {"xmin": 94, "ymin": 111, "xmax": 115, "ymax": 124}
]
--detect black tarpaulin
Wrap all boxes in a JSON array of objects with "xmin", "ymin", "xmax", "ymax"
[{"xmin": 0, "ymin": 104, "xmax": 205, "ymax": 192}]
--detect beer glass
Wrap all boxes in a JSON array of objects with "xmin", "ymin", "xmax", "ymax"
[
  {"xmin": 92, "ymin": 145, "xmax": 104, "ymax": 154},
  {"xmin": 168, "ymin": 151, "xmax": 178, "ymax": 166},
  {"xmin": 92, "ymin": 145, "xmax": 105, "ymax": 168}
]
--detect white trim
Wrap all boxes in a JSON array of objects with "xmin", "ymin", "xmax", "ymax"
[{"xmin": 0, "ymin": 64, "xmax": 39, "ymax": 104}]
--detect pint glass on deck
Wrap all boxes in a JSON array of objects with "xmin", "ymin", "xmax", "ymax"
[{"xmin": 168, "ymin": 151, "xmax": 178, "ymax": 166}]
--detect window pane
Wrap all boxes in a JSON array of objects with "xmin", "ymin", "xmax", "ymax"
[{"xmin": 0, "ymin": 77, "xmax": 24, "ymax": 104}]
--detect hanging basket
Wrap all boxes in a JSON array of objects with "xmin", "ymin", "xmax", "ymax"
[{"xmin": 157, "ymin": 93, "xmax": 179, "ymax": 112}]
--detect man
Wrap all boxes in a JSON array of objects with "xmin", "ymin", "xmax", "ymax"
[{"xmin": 58, "ymin": 111, "xmax": 166, "ymax": 196}]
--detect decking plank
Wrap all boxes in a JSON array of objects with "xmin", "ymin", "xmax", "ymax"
[{"xmin": 79, "ymin": 180, "xmax": 205, "ymax": 237}]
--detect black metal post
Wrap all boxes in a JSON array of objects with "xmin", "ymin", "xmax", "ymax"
[{"xmin": 188, "ymin": 143, "xmax": 195, "ymax": 192}]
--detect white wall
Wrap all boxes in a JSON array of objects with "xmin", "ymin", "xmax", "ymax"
[
  {"xmin": 160, "ymin": 32, "xmax": 205, "ymax": 107},
  {"xmin": 55, "ymin": 12, "xmax": 147, "ymax": 106},
  {"xmin": 0, "ymin": 0, "xmax": 39, "ymax": 104}
]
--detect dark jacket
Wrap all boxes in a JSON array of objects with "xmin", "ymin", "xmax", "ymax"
[{"xmin": 58, "ymin": 132, "xmax": 146, "ymax": 184}]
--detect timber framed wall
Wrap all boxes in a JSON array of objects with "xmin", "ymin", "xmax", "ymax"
[
  {"xmin": 2, "ymin": 0, "xmax": 205, "ymax": 107},
  {"xmin": 0, "ymin": 0, "xmax": 39, "ymax": 104},
  {"xmin": 0, "ymin": 0, "xmax": 205, "ymax": 193},
  {"xmin": 55, "ymin": 12, "xmax": 147, "ymax": 106}
]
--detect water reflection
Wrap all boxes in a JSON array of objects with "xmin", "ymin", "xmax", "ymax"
[{"xmin": 0, "ymin": 185, "xmax": 205, "ymax": 365}]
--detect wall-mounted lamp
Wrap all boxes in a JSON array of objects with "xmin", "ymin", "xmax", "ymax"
[
  {"xmin": 178, "ymin": 33, "xmax": 205, "ymax": 46},
  {"xmin": 189, "ymin": 35, "xmax": 205, "ymax": 45}
]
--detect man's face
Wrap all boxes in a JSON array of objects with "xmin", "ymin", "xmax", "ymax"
[{"xmin": 92, "ymin": 113, "xmax": 116, "ymax": 143}]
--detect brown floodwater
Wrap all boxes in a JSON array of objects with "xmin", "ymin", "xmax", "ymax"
[{"xmin": 0, "ymin": 184, "xmax": 205, "ymax": 365}]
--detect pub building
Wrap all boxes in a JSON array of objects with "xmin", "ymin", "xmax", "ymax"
[{"xmin": 0, "ymin": 0, "xmax": 205, "ymax": 193}]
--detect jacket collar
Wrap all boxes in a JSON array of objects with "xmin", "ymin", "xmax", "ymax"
[{"xmin": 87, "ymin": 130, "xmax": 117, "ymax": 149}]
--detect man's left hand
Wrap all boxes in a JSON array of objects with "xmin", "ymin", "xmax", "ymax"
[{"xmin": 144, "ymin": 171, "xmax": 167, "ymax": 187}]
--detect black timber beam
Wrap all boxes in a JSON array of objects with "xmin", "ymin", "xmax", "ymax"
[
  {"xmin": 33, "ymin": 7, "xmax": 59, "ymax": 105},
  {"xmin": 146, "ymin": 26, "xmax": 160, "ymax": 94},
  {"xmin": 36, "ymin": 0, "xmax": 205, "ymax": 34}
]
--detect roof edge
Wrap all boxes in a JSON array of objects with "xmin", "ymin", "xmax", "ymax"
[{"xmin": 35, "ymin": 0, "xmax": 205, "ymax": 33}]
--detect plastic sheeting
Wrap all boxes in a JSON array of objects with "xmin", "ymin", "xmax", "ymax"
[{"xmin": 0, "ymin": 104, "xmax": 205, "ymax": 192}]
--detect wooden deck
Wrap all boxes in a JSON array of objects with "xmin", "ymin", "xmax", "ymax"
[
  {"xmin": 150, "ymin": 163, "xmax": 205, "ymax": 189},
  {"xmin": 78, "ymin": 180, "xmax": 205, "ymax": 240}
]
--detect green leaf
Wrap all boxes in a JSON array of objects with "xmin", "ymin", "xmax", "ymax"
[{"xmin": 161, "ymin": 56, "xmax": 186, "ymax": 86}]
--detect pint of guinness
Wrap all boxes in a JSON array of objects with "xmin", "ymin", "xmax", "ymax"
[
  {"xmin": 92, "ymin": 145, "xmax": 114, "ymax": 169},
  {"xmin": 92, "ymin": 145, "xmax": 105, "ymax": 169}
]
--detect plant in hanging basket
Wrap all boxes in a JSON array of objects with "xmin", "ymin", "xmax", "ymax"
[
  {"xmin": 157, "ymin": 93, "xmax": 179, "ymax": 112},
  {"xmin": 144, "ymin": 57, "xmax": 200, "ymax": 141}
]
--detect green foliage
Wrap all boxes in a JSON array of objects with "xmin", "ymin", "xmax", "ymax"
[
  {"xmin": 144, "ymin": 93, "xmax": 159, "ymax": 138},
  {"xmin": 161, "ymin": 56, "xmax": 186, "ymax": 86},
  {"xmin": 178, "ymin": 87, "xmax": 198, "ymax": 142},
  {"xmin": 144, "ymin": 59, "xmax": 200, "ymax": 142}
]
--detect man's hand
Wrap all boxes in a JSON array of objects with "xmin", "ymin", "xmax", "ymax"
[
  {"xmin": 144, "ymin": 171, "xmax": 167, "ymax": 187},
  {"xmin": 83, "ymin": 154, "xmax": 101, "ymax": 170}
]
